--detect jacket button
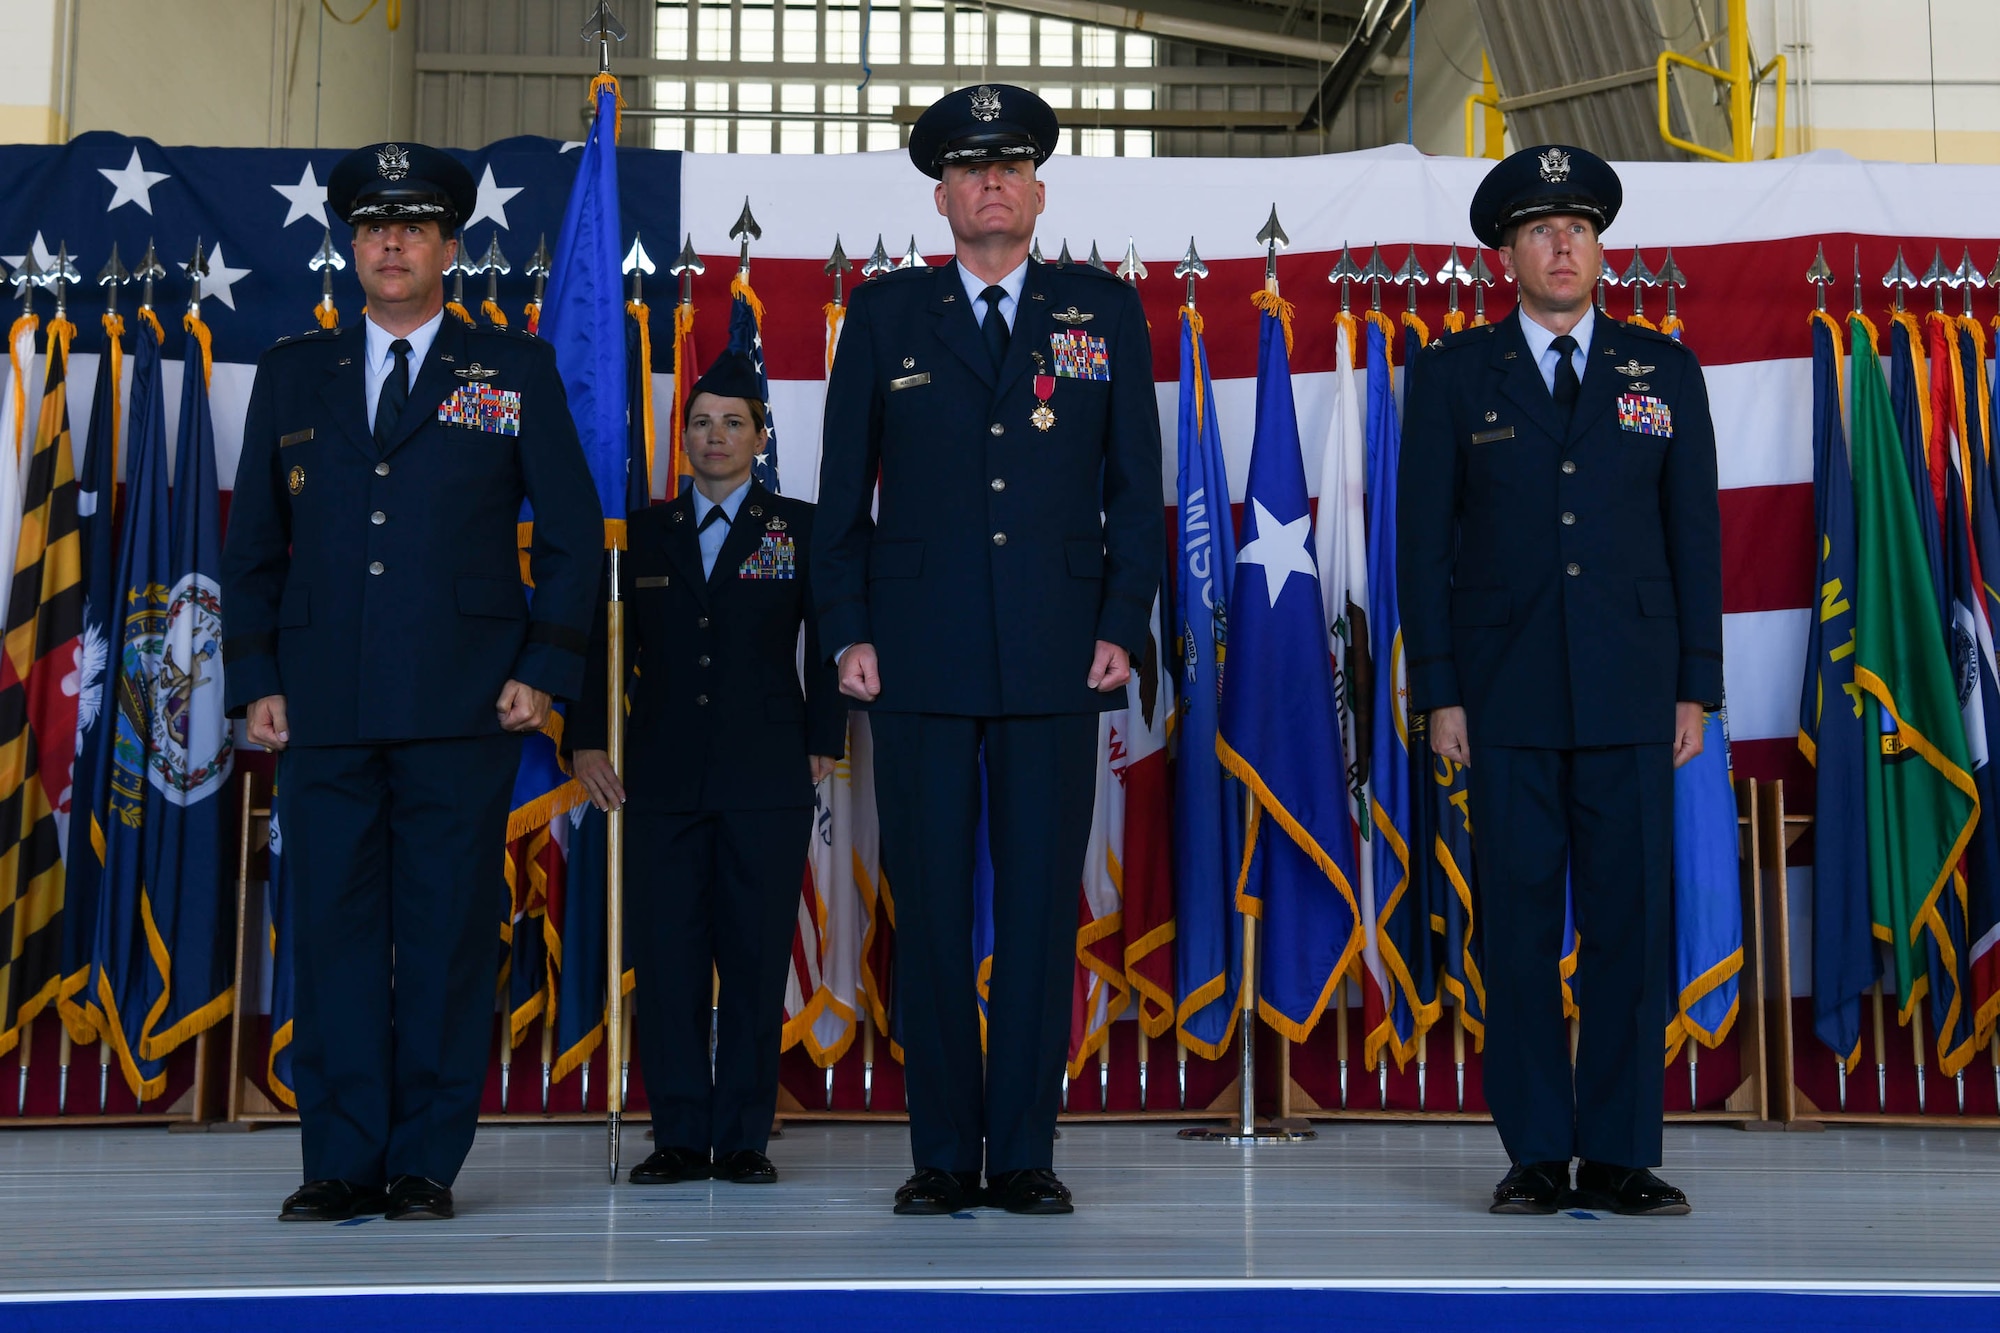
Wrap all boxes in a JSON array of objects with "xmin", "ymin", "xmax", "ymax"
[
  {"xmin": 991, "ymin": 477, "xmax": 1006, "ymax": 492},
  {"xmin": 989, "ymin": 422, "xmax": 1004, "ymax": 436},
  {"xmin": 371, "ymin": 510, "xmax": 387, "ymax": 525},
  {"xmin": 368, "ymin": 561, "xmax": 385, "ymax": 575},
  {"xmin": 696, "ymin": 616, "xmax": 710, "ymax": 629},
  {"xmin": 697, "ymin": 654, "xmax": 711, "ymax": 668},
  {"xmin": 1561, "ymin": 460, "xmax": 1576, "ymax": 474},
  {"xmin": 1561, "ymin": 511, "xmax": 1576, "ymax": 525},
  {"xmin": 1566, "ymin": 562, "xmax": 1581, "ymax": 577},
  {"xmin": 696, "ymin": 694, "xmax": 710, "ymax": 706},
  {"xmin": 992, "ymin": 532, "xmax": 1007, "ymax": 546},
  {"xmin": 375, "ymin": 462, "xmax": 391, "ymax": 477}
]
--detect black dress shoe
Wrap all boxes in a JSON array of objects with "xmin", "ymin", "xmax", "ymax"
[
  {"xmin": 383, "ymin": 1175, "xmax": 455, "ymax": 1221},
  {"xmin": 1489, "ymin": 1161, "xmax": 1568, "ymax": 1215},
  {"xmin": 1570, "ymin": 1162, "xmax": 1691, "ymax": 1216},
  {"xmin": 987, "ymin": 1168, "xmax": 1074, "ymax": 1216},
  {"xmin": 892, "ymin": 1167, "xmax": 982, "ymax": 1215},
  {"xmin": 629, "ymin": 1146, "xmax": 711, "ymax": 1185},
  {"xmin": 714, "ymin": 1149, "xmax": 777, "ymax": 1184},
  {"xmin": 279, "ymin": 1179, "xmax": 388, "ymax": 1222}
]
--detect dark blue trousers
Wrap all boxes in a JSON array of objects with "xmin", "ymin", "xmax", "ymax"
[
  {"xmin": 625, "ymin": 806, "xmax": 811, "ymax": 1156},
  {"xmin": 871, "ymin": 712, "xmax": 1097, "ymax": 1177},
  {"xmin": 279, "ymin": 733, "xmax": 520, "ymax": 1187},
  {"xmin": 1470, "ymin": 743, "xmax": 1674, "ymax": 1169}
]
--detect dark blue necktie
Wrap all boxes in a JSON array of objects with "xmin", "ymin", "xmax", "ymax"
[
  {"xmin": 1551, "ymin": 333, "xmax": 1580, "ymax": 415},
  {"xmin": 375, "ymin": 337, "xmax": 411, "ymax": 447},
  {"xmin": 980, "ymin": 285, "xmax": 1009, "ymax": 369}
]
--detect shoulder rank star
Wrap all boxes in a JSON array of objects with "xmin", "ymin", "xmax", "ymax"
[
  {"xmin": 1614, "ymin": 359, "xmax": 1655, "ymax": 377},
  {"xmin": 1052, "ymin": 306, "xmax": 1094, "ymax": 325},
  {"xmin": 454, "ymin": 362, "xmax": 500, "ymax": 380}
]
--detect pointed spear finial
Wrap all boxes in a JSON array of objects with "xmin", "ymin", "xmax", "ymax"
[
  {"xmin": 1853, "ymin": 244, "xmax": 1865, "ymax": 315},
  {"xmin": 9, "ymin": 250, "xmax": 40, "ymax": 317},
  {"xmin": 1393, "ymin": 244, "xmax": 1428, "ymax": 316},
  {"xmin": 133, "ymin": 238, "xmax": 164, "ymax": 313},
  {"xmin": 1882, "ymin": 245, "xmax": 1919, "ymax": 313},
  {"xmin": 1116, "ymin": 238, "xmax": 1148, "ymax": 285},
  {"xmin": 1434, "ymin": 245, "xmax": 1472, "ymax": 316},
  {"xmin": 826, "ymin": 236, "xmax": 854, "ymax": 307},
  {"xmin": 1175, "ymin": 237, "xmax": 1207, "ymax": 309},
  {"xmin": 1256, "ymin": 204, "xmax": 1288, "ymax": 291},
  {"xmin": 1056, "ymin": 239, "xmax": 1073, "ymax": 267},
  {"xmin": 900, "ymin": 235, "xmax": 927, "ymax": 269},
  {"xmin": 1469, "ymin": 250, "xmax": 1495, "ymax": 321},
  {"xmin": 670, "ymin": 232, "xmax": 705, "ymax": 307},
  {"xmin": 862, "ymin": 234, "xmax": 894, "ymax": 279},
  {"xmin": 97, "ymin": 243, "xmax": 129, "ymax": 319},
  {"xmin": 583, "ymin": 0, "xmax": 628, "ymax": 75},
  {"xmin": 481, "ymin": 232, "xmax": 514, "ymax": 308},
  {"xmin": 1327, "ymin": 245, "xmax": 1362, "ymax": 313},
  {"xmin": 1954, "ymin": 247, "xmax": 1985, "ymax": 318},
  {"xmin": 42, "ymin": 242, "xmax": 80, "ymax": 321},
  {"xmin": 1986, "ymin": 248, "xmax": 2000, "ymax": 298},
  {"xmin": 1921, "ymin": 245, "xmax": 1953, "ymax": 314},
  {"xmin": 729, "ymin": 197, "xmax": 761, "ymax": 274},
  {"xmin": 445, "ymin": 242, "xmax": 478, "ymax": 307},
  {"xmin": 1359, "ymin": 244, "xmax": 1392, "ymax": 313},
  {"xmin": 1086, "ymin": 241, "xmax": 1108, "ymax": 272},
  {"xmin": 1030, "ymin": 237, "xmax": 1044, "ymax": 265},
  {"xmin": 310, "ymin": 229, "xmax": 347, "ymax": 321},
  {"xmin": 1619, "ymin": 249, "xmax": 1658, "ymax": 320},
  {"xmin": 1656, "ymin": 247, "xmax": 1687, "ymax": 319},
  {"xmin": 525, "ymin": 233, "xmax": 551, "ymax": 307},
  {"xmin": 1805, "ymin": 243, "xmax": 1834, "ymax": 314},
  {"xmin": 622, "ymin": 234, "xmax": 654, "ymax": 303},
  {"xmin": 182, "ymin": 237, "xmax": 209, "ymax": 315}
]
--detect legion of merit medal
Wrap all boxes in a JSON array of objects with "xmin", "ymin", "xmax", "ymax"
[{"xmin": 1031, "ymin": 373, "xmax": 1056, "ymax": 431}]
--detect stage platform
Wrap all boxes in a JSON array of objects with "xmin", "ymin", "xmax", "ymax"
[{"xmin": 1, "ymin": 1121, "xmax": 1996, "ymax": 1330}]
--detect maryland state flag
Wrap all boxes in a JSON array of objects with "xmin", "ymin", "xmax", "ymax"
[
  {"xmin": 1800, "ymin": 309, "xmax": 1874, "ymax": 1069},
  {"xmin": 1849, "ymin": 313, "xmax": 1979, "ymax": 1037},
  {"xmin": 0, "ymin": 315, "xmax": 82, "ymax": 1058},
  {"xmin": 1218, "ymin": 294, "xmax": 1361, "ymax": 1039}
]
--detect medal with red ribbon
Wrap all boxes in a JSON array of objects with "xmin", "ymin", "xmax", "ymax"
[{"xmin": 1030, "ymin": 353, "xmax": 1056, "ymax": 431}]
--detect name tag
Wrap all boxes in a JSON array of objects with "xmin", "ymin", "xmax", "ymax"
[
  {"xmin": 634, "ymin": 575, "xmax": 670, "ymax": 589},
  {"xmin": 889, "ymin": 372, "xmax": 930, "ymax": 391},
  {"xmin": 279, "ymin": 428, "xmax": 314, "ymax": 448},
  {"xmin": 1617, "ymin": 393, "xmax": 1673, "ymax": 438},
  {"xmin": 1470, "ymin": 426, "xmax": 1515, "ymax": 445}
]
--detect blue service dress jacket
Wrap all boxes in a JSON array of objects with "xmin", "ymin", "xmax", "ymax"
[
  {"xmin": 220, "ymin": 316, "xmax": 604, "ymax": 744},
  {"xmin": 812, "ymin": 257, "xmax": 1164, "ymax": 716},
  {"xmin": 1397, "ymin": 309, "xmax": 1725, "ymax": 749}
]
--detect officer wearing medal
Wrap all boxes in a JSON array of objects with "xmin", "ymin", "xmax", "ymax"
[
  {"xmin": 220, "ymin": 142, "xmax": 603, "ymax": 1223},
  {"xmin": 568, "ymin": 351, "xmax": 844, "ymax": 1189},
  {"xmin": 1399, "ymin": 144, "xmax": 1723, "ymax": 1217},
  {"xmin": 814, "ymin": 85, "xmax": 1163, "ymax": 1216}
]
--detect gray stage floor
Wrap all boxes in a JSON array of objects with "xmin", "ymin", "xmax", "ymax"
[{"xmin": 0, "ymin": 1121, "xmax": 1995, "ymax": 1295}]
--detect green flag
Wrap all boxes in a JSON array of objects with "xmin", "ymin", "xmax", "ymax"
[{"xmin": 1849, "ymin": 314, "xmax": 1979, "ymax": 1022}]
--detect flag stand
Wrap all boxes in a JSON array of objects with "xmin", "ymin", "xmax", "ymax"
[{"xmin": 1179, "ymin": 790, "xmax": 1315, "ymax": 1143}]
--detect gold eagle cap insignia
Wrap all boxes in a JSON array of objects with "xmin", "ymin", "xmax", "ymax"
[
  {"xmin": 1052, "ymin": 306, "xmax": 1094, "ymax": 324},
  {"xmin": 454, "ymin": 362, "xmax": 500, "ymax": 380}
]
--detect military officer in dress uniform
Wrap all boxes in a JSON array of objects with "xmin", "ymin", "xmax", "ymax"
[
  {"xmin": 1399, "ymin": 145, "xmax": 1723, "ymax": 1217},
  {"xmin": 568, "ymin": 351, "xmax": 845, "ymax": 1188},
  {"xmin": 814, "ymin": 85, "xmax": 1163, "ymax": 1216},
  {"xmin": 221, "ymin": 143, "xmax": 603, "ymax": 1223}
]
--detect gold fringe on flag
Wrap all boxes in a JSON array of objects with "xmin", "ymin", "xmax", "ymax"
[
  {"xmin": 1181, "ymin": 306, "xmax": 1209, "ymax": 435},
  {"xmin": 822, "ymin": 301, "xmax": 845, "ymax": 376},
  {"xmin": 1249, "ymin": 287, "xmax": 1295, "ymax": 356},
  {"xmin": 7, "ymin": 313, "xmax": 38, "ymax": 461},
  {"xmin": 445, "ymin": 300, "xmax": 475, "ymax": 328},
  {"xmin": 315, "ymin": 298, "xmax": 339, "ymax": 330},
  {"xmin": 627, "ymin": 297, "xmax": 655, "ymax": 499},
  {"xmin": 524, "ymin": 299, "xmax": 541, "ymax": 335},
  {"xmin": 1399, "ymin": 308, "xmax": 1430, "ymax": 349},
  {"xmin": 728, "ymin": 270, "xmax": 766, "ymax": 329},
  {"xmin": 181, "ymin": 311, "xmax": 211, "ymax": 388},
  {"xmin": 1659, "ymin": 313, "xmax": 1684, "ymax": 340},
  {"xmin": 481, "ymin": 298, "xmax": 509, "ymax": 329},
  {"xmin": 667, "ymin": 300, "xmax": 696, "ymax": 501},
  {"xmin": 1442, "ymin": 309, "xmax": 1467, "ymax": 335}
]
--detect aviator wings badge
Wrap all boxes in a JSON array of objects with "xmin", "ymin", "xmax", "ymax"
[{"xmin": 454, "ymin": 362, "xmax": 501, "ymax": 380}]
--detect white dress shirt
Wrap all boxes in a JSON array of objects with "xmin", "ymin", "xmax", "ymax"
[{"xmin": 958, "ymin": 258, "xmax": 1029, "ymax": 333}]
